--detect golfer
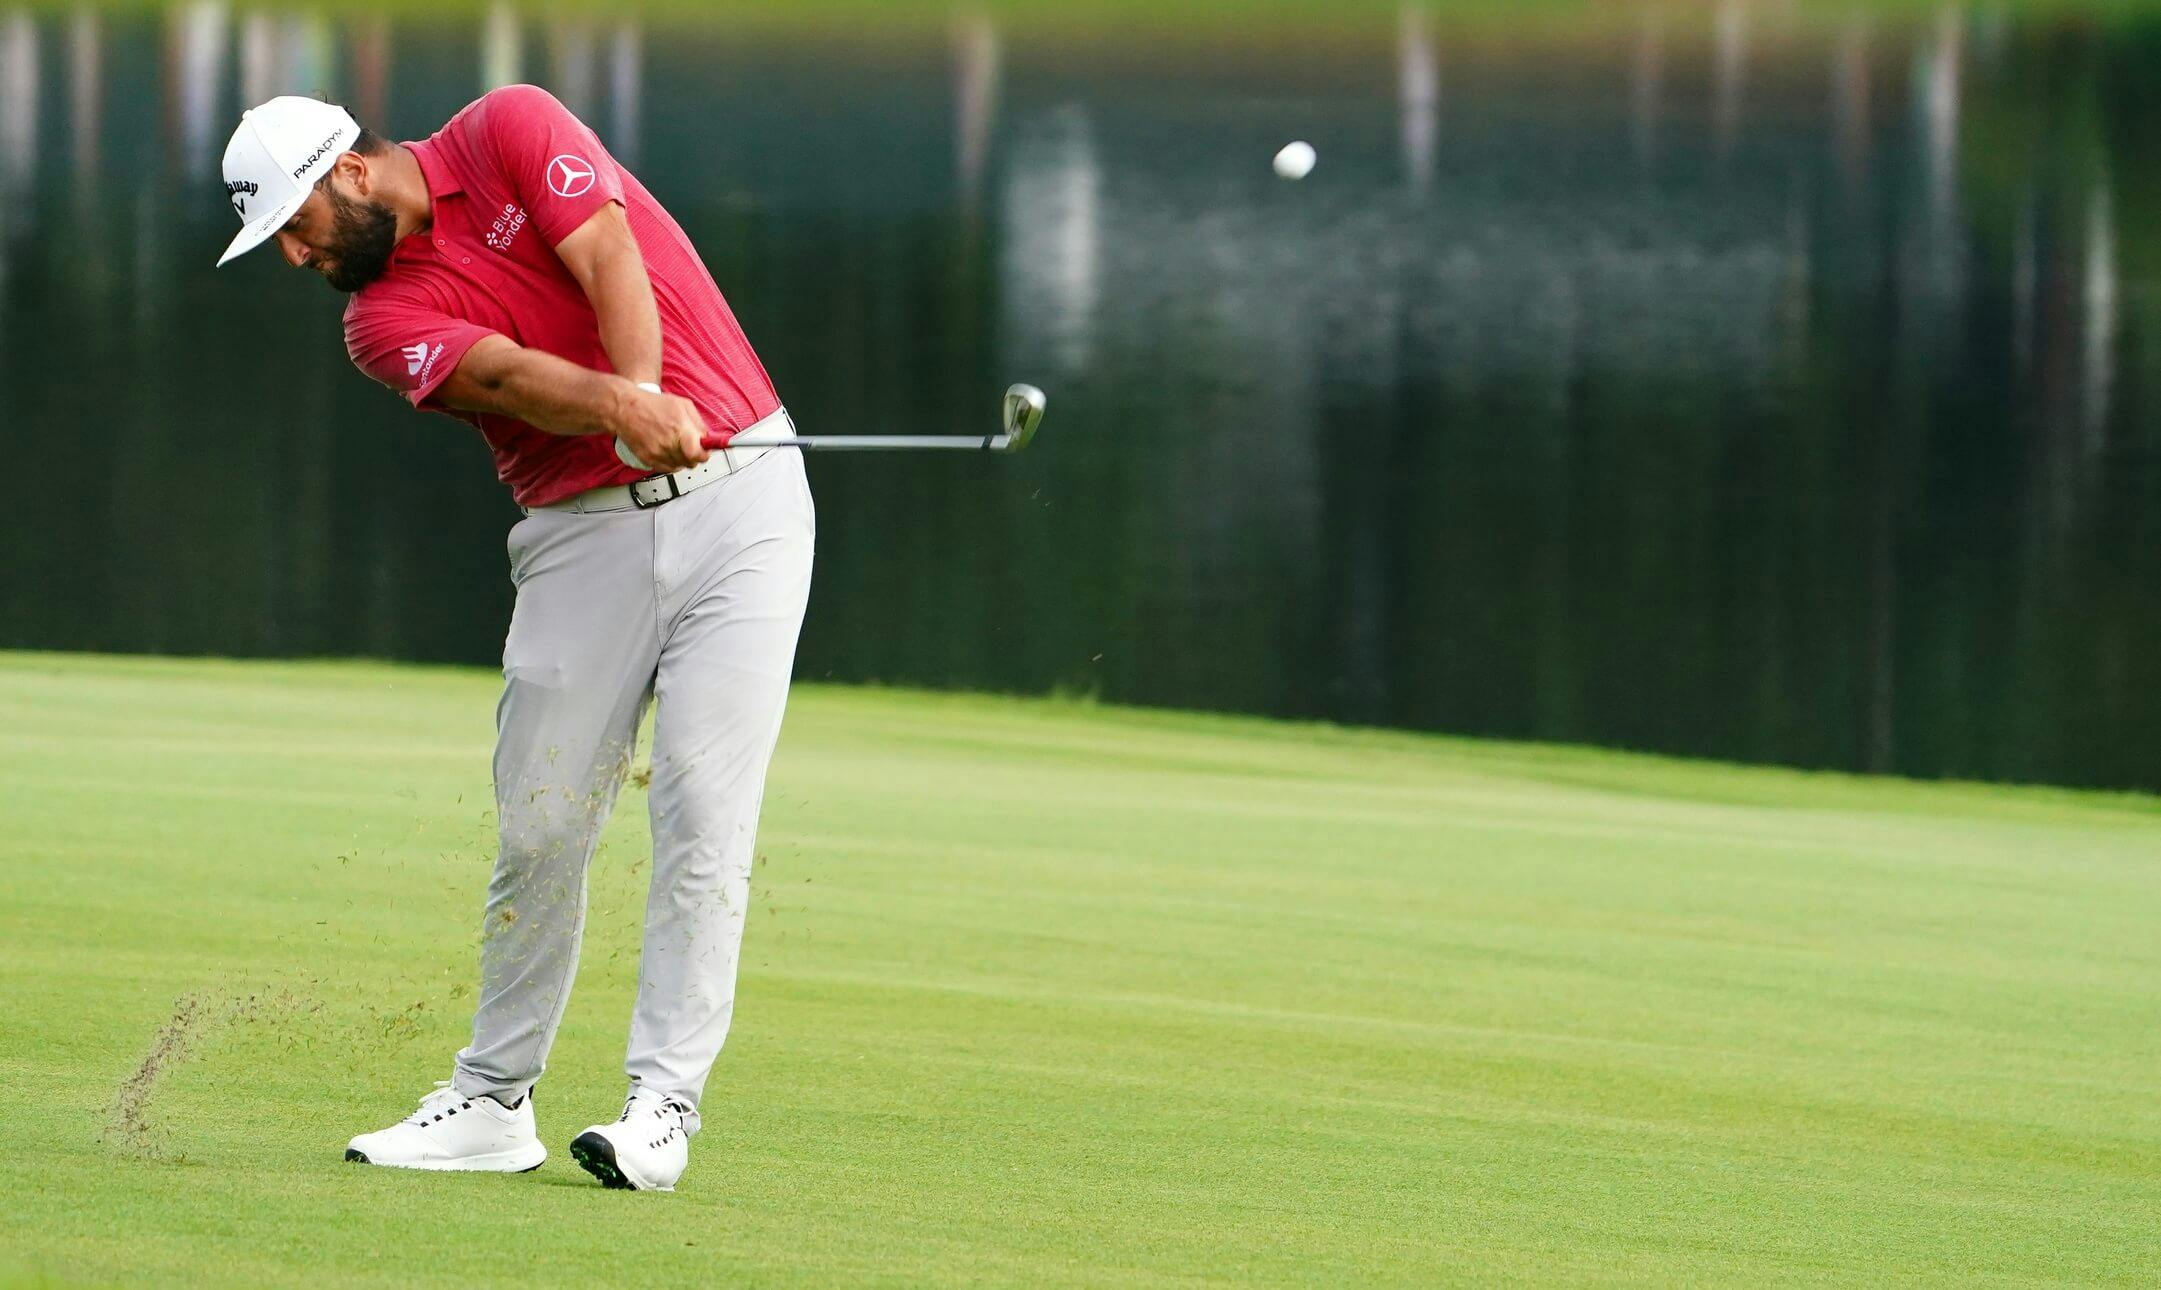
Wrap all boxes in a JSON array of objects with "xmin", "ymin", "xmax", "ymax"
[{"xmin": 216, "ymin": 87, "xmax": 814, "ymax": 1192}]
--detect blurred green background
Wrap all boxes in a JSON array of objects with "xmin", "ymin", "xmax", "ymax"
[{"xmin": 1, "ymin": 0, "xmax": 2157, "ymax": 788}]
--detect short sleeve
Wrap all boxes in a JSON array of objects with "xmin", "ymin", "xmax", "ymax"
[
  {"xmin": 476, "ymin": 84, "xmax": 626, "ymax": 247},
  {"xmin": 343, "ymin": 288, "xmax": 500, "ymax": 414}
]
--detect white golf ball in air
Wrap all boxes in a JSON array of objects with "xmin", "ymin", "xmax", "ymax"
[{"xmin": 1273, "ymin": 141, "xmax": 1317, "ymax": 180}]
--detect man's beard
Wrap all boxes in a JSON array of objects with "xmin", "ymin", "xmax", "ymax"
[{"xmin": 318, "ymin": 186, "xmax": 398, "ymax": 293}]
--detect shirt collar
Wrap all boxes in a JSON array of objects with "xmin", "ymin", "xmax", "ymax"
[{"xmin": 408, "ymin": 136, "xmax": 464, "ymax": 199}]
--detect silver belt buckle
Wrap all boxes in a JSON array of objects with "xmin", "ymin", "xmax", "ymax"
[{"xmin": 630, "ymin": 473, "xmax": 682, "ymax": 509}]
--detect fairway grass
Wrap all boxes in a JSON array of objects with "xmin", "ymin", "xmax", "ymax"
[{"xmin": 0, "ymin": 653, "xmax": 2155, "ymax": 1286}]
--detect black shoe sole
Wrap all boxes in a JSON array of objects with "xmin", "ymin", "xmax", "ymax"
[{"xmin": 570, "ymin": 1131, "xmax": 637, "ymax": 1189}]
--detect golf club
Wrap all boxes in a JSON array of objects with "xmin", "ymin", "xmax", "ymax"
[
  {"xmin": 620, "ymin": 384, "xmax": 1046, "ymax": 469},
  {"xmin": 762, "ymin": 383, "xmax": 1047, "ymax": 453}
]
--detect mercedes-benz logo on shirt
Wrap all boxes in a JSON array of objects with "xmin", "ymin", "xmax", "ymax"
[{"xmin": 547, "ymin": 154, "xmax": 596, "ymax": 198}]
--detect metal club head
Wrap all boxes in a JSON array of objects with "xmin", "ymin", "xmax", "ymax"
[{"xmin": 1001, "ymin": 383, "xmax": 1047, "ymax": 451}]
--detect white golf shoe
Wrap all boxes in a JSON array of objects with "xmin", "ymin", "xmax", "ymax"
[
  {"xmin": 344, "ymin": 1081, "xmax": 546, "ymax": 1173},
  {"xmin": 569, "ymin": 1086, "xmax": 694, "ymax": 1191}
]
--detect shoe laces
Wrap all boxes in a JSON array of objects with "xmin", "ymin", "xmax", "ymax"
[
  {"xmin": 404, "ymin": 1081, "xmax": 475, "ymax": 1127},
  {"xmin": 619, "ymin": 1088, "xmax": 693, "ymax": 1151},
  {"xmin": 620, "ymin": 1088, "xmax": 693, "ymax": 1124}
]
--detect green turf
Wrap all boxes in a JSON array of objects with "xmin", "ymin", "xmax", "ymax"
[{"xmin": 0, "ymin": 652, "xmax": 2155, "ymax": 1286}]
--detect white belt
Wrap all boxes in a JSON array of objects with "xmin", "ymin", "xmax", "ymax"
[{"xmin": 531, "ymin": 407, "xmax": 793, "ymax": 515}]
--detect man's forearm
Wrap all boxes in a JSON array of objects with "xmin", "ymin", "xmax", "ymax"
[
  {"xmin": 556, "ymin": 203, "xmax": 665, "ymax": 387},
  {"xmin": 446, "ymin": 338, "xmax": 636, "ymax": 438},
  {"xmin": 583, "ymin": 235, "xmax": 664, "ymax": 388},
  {"xmin": 440, "ymin": 336, "xmax": 709, "ymax": 471}
]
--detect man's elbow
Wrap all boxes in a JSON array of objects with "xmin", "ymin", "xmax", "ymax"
[
  {"xmin": 440, "ymin": 338, "xmax": 523, "ymax": 411},
  {"xmin": 469, "ymin": 362, "xmax": 513, "ymax": 397}
]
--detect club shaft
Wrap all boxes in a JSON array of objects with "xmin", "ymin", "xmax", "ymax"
[{"xmin": 749, "ymin": 435, "xmax": 1012, "ymax": 451}]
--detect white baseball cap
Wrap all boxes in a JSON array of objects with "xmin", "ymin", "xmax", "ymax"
[{"xmin": 215, "ymin": 96, "xmax": 362, "ymax": 267}]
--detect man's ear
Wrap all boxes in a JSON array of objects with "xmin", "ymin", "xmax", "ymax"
[{"xmin": 335, "ymin": 150, "xmax": 371, "ymax": 197}]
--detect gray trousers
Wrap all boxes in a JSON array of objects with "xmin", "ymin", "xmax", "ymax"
[{"xmin": 452, "ymin": 446, "xmax": 814, "ymax": 1128}]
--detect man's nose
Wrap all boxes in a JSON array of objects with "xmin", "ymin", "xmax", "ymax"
[{"xmin": 274, "ymin": 230, "xmax": 309, "ymax": 268}]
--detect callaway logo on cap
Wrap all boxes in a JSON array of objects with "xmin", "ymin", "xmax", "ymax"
[{"xmin": 215, "ymin": 96, "xmax": 361, "ymax": 267}]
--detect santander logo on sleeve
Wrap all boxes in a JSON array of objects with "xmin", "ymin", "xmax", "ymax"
[
  {"xmin": 546, "ymin": 154, "xmax": 595, "ymax": 198},
  {"xmin": 402, "ymin": 340, "xmax": 445, "ymax": 385}
]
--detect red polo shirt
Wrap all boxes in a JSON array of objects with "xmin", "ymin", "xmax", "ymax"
[{"xmin": 343, "ymin": 84, "xmax": 780, "ymax": 507}]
